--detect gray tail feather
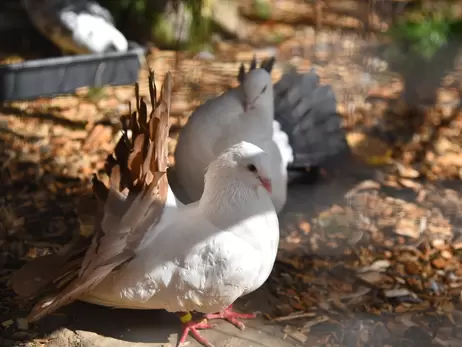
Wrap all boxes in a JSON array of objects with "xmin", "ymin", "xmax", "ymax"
[
  {"xmin": 274, "ymin": 69, "xmax": 348, "ymax": 169},
  {"xmin": 236, "ymin": 58, "xmax": 348, "ymax": 169}
]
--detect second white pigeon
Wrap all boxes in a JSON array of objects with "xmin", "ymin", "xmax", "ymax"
[{"xmin": 173, "ymin": 66, "xmax": 292, "ymax": 212}]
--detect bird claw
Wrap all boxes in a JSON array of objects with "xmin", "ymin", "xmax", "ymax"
[
  {"xmin": 205, "ymin": 305, "xmax": 257, "ymax": 331},
  {"xmin": 177, "ymin": 318, "xmax": 215, "ymax": 347}
]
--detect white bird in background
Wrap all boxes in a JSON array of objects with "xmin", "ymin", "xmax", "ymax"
[
  {"xmin": 12, "ymin": 71, "xmax": 279, "ymax": 347},
  {"xmin": 173, "ymin": 59, "xmax": 292, "ymax": 212},
  {"xmin": 172, "ymin": 57, "xmax": 348, "ymax": 213},
  {"xmin": 21, "ymin": 0, "xmax": 128, "ymax": 54}
]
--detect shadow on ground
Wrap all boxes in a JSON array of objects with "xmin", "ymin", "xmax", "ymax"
[
  {"xmin": 20, "ymin": 289, "xmax": 296, "ymax": 347},
  {"xmin": 2, "ymin": 130, "xmax": 462, "ymax": 347}
]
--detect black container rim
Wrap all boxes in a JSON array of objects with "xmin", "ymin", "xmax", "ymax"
[{"xmin": 0, "ymin": 41, "xmax": 147, "ymax": 71}]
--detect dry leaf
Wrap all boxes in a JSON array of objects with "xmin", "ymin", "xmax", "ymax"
[{"xmin": 358, "ymin": 260, "xmax": 391, "ymax": 273}]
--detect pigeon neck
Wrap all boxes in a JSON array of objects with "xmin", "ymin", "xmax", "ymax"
[
  {"xmin": 199, "ymin": 172, "xmax": 271, "ymax": 229},
  {"xmin": 248, "ymin": 95, "xmax": 274, "ymax": 136},
  {"xmin": 221, "ymin": 101, "xmax": 274, "ymax": 147}
]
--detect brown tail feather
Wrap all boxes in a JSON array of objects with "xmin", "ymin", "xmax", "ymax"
[{"xmin": 12, "ymin": 71, "xmax": 173, "ymax": 322}]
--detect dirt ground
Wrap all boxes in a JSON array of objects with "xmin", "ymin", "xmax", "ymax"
[
  {"xmin": 2, "ymin": 149, "xmax": 461, "ymax": 347},
  {"xmin": 1, "ymin": 2, "xmax": 462, "ymax": 346},
  {"xmin": 17, "ymin": 289, "xmax": 301, "ymax": 347}
]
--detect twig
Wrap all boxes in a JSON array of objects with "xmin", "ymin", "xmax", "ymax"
[{"xmin": 272, "ymin": 311, "xmax": 317, "ymax": 322}]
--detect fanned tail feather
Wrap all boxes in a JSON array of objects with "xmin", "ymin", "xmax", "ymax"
[
  {"xmin": 11, "ymin": 71, "xmax": 173, "ymax": 322},
  {"xmin": 273, "ymin": 69, "xmax": 348, "ymax": 168}
]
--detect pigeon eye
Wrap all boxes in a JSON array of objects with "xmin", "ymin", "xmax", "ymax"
[
  {"xmin": 247, "ymin": 164, "xmax": 257, "ymax": 173},
  {"xmin": 261, "ymin": 85, "xmax": 267, "ymax": 94}
]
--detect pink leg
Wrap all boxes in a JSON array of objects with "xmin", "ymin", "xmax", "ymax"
[
  {"xmin": 205, "ymin": 304, "xmax": 257, "ymax": 331},
  {"xmin": 177, "ymin": 313, "xmax": 215, "ymax": 347}
]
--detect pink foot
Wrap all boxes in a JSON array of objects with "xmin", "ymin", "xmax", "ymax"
[
  {"xmin": 177, "ymin": 314, "xmax": 215, "ymax": 347},
  {"xmin": 205, "ymin": 304, "xmax": 256, "ymax": 331}
]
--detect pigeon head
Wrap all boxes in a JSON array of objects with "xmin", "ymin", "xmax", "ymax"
[
  {"xmin": 210, "ymin": 141, "xmax": 272, "ymax": 194},
  {"xmin": 200, "ymin": 141, "xmax": 275, "ymax": 223},
  {"xmin": 242, "ymin": 69, "xmax": 273, "ymax": 112}
]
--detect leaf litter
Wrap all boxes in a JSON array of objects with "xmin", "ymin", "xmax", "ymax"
[{"xmin": 1, "ymin": 3, "xmax": 462, "ymax": 346}]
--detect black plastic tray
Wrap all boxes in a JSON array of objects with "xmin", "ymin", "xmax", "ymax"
[{"xmin": 0, "ymin": 42, "xmax": 146, "ymax": 102}]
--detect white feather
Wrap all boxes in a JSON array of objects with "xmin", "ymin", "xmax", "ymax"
[
  {"xmin": 272, "ymin": 120, "xmax": 294, "ymax": 168},
  {"xmin": 80, "ymin": 142, "xmax": 279, "ymax": 314},
  {"xmin": 174, "ymin": 68, "xmax": 291, "ymax": 212},
  {"xmin": 22, "ymin": 0, "xmax": 128, "ymax": 54},
  {"xmin": 60, "ymin": 11, "xmax": 128, "ymax": 53}
]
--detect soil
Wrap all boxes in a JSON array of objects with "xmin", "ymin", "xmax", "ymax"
[{"xmin": 1, "ymin": 1, "xmax": 462, "ymax": 346}]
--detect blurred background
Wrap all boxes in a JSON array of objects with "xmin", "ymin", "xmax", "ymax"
[{"xmin": 1, "ymin": 0, "xmax": 462, "ymax": 346}]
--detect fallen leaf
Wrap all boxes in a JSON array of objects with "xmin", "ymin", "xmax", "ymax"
[
  {"xmin": 357, "ymin": 271, "xmax": 385, "ymax": 285},
  {"xmin": 384, "ymin": 288, "xmax": 413, "ymax": 298},
  {"xmin": 2, "ymin": 319, "xmax": 14, "ymax": 327},
  {"xmin": 404, "ymin": 262, "xmax": 421, "ymax": 275},
  {"xmin": 358, "ymin": 260, "xmax": 391, "ymax": 273},
  {"xmin": 441, "ymin": 250, "xmax": 452, "ymax": 259},
  {"xmin": 395, "ymin": 219, "xmax": 421, "ymax": 238},
  {"xmin": 432, "ymin": 258, "xmax": 447, "ymax": 269},
  {"xmin": 396, "ymin": 163, "xmax": 420, "ymax": 178},
  {"xmin": 346, "ymin": 131, "xmax": 392, "ymax": 166}
]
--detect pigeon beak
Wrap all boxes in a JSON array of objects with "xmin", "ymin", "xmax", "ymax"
[
  {"xmin": 244, "ymin": 96, "xmax": 258, "ymax": 112},
  {"xmin": 260, "ymin": 178, "xmax": 272, "ymax": 193}
]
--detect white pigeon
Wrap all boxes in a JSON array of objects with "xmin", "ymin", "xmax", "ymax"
[
  {"xmin": 173, "ymin": 64, "xmax": 291, "ymax": 212},
  {"xmin": 12, "ymin": 72, "xmax": 279, "ymax": 347},
  {"xmin": 173, "ymin": 57, "xmax": 348, "ymax": 212},
  {"xmin": 21, "ymin": 0, "xmax": 128, "ymax": 54}
]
